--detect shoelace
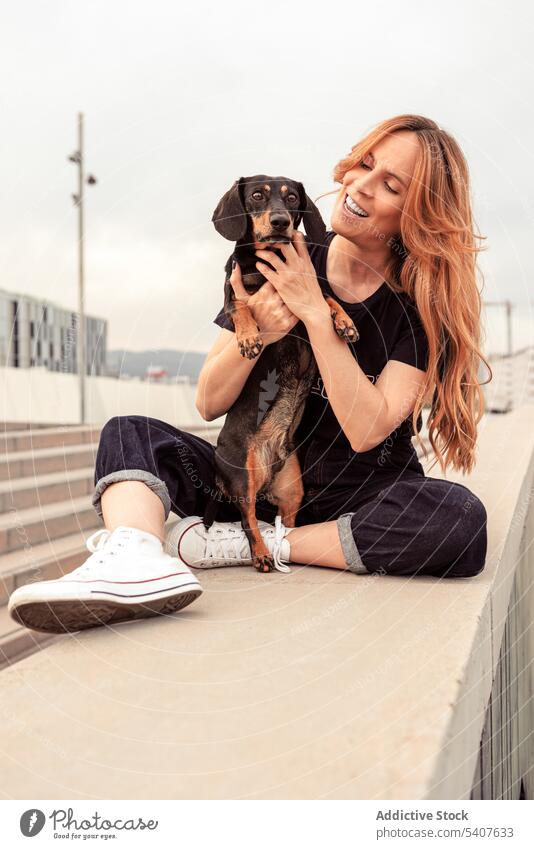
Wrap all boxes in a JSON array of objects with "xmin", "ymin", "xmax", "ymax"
[
  {"xmin": 86, "ymin": 528, "xmax": 112, "ymax": 553},
  {"xmin": 272, "ymin": 515, "xmax": 291, "ymax": 573},
  {"xmin": 204, "ymin": 524, "xmax": 252, "ymax": 563},
  {"xmin": 82, "ymin": 527, "xmax": 134, "ymax": 569},
  {"xmin": 204, "ymin": 516, "xmax": 291, "ymax": 573}
]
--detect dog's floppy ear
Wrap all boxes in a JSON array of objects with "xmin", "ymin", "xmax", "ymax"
[
  {"xmin": 296, "ymin": 183, "xmax": 327, "ymax": 246},
  {"xmin": 212, "ymin": 178, "xmax": 247, "ymax": 241}
]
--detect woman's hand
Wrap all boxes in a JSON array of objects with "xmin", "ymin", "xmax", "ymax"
[
  {"xmin": 229, "ymin": 261, "xmax": 300, "ymax": 346},
  {"xmin": 254, "ymin": 231, "xmax": 331, "ymax": 328}
]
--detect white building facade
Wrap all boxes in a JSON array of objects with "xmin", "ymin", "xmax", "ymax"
[{"xmin": 0, "ymin": 288, "xmax": 107, "ymax": 375}]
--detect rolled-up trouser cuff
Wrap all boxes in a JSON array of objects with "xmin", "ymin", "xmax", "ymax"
[
  {"xmin": 336, "ymin": 512, "xmax": 368, "ymax": 574},
  {"xmin": 92, "ymin": 470, "xmax": 172, "ymax": 521}
]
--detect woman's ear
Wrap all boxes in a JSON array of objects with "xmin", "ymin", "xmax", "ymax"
[
  {"xmin": 212, "ymin": 178, "xmax": 247, "ymax": 241},
  {"xmin": 297, "ymin": 183, "xmax": 327, "ymax": 246}
]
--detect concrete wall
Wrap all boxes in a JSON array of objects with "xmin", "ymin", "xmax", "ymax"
[{"xmin": 0, "ymin": 365, "xmax": 218, "ymax": 428}]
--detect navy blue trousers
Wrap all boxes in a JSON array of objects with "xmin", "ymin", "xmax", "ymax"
[{"xmin": 93, "ymin": 415, "xmax": 488, "ymax": 579}]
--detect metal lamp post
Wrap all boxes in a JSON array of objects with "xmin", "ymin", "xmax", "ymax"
[{"xmin": 68, "ymin": 112, "xmax": 97, "ymax": 424}]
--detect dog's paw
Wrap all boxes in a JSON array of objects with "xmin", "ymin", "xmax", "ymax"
[
  {"xmin": 253, "ymin": 554, "xmax": 274, "ymax": 573},
  {"xmin": 331, "ymin": 311, "xmax": 359, "ymax": 343},
  {"xmin": 238, "ymin": 334, "xmax": 264, "ymax": 359}
]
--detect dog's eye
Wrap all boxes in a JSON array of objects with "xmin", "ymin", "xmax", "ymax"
[
  {"xmin": 287, "ymin": 193, "xmax": 298, "ymax": 202},
  {"xmin": 251, "ymin": 191, "xmax": 263, "ymax": 200}
]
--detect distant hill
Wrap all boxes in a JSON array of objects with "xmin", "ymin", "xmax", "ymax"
[{"xmin": 107, "ymin": 349, "xmax": 207, "ymax": 381}]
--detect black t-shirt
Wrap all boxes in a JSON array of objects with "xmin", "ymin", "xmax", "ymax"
[{"xmin": 212, "ymin": 230, "xmax": 430, "ymax": 490}]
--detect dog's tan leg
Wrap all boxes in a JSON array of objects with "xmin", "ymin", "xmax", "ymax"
[
  {"xmin": 269, "ymin": 451, "xmax": 305, "ymax": 528},
  {"xmin": 230, "ymin": 301, "xmax": 263, "ymax": 359},
  {"xmin": 240, "ymin": 445, "xmax": 274, "ymax": 572},
  {"xmin": 324, "ymin": 296, "xmax": 359, "ymax": 342}
]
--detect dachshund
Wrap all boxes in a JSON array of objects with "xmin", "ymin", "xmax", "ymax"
[{"xmin": 203, "ymin": 175, "xmax": 359, "ymax": 572}]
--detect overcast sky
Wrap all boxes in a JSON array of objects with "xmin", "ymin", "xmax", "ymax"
[{"xmin": 1, "ymin": 0, "xmax": 533, "ymax": 354}]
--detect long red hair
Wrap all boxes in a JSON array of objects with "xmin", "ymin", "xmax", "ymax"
[{"xmin": 332, "ymin": 115, "xmax": 491, "ymax": 475}]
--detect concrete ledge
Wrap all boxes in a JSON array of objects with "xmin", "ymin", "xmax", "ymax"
[{"xmin": 0, "ymin": 407, "xmax": 533, "ymax": 799}]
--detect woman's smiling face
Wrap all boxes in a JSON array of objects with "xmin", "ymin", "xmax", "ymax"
[{"xmin": 331, "ymin": 130, "xmax": 420, "ymax": 246}]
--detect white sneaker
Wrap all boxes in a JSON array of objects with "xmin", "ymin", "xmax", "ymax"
[
  {"xmin": 8, "ymin": 526, "xmax": 203, "ymax": 634},
  {"xmin": 165, "ymin": 515, "xmax": 292, "ymax": 573}
]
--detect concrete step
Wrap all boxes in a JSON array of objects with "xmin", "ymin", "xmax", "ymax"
[
  {"xmin": 0, "ymin": 442, "xmax": 99, "ymax": 481},
  {"xmin": 1, "ymin": 425, "xmax": 101, "ymax": 453},
  {"xmin": 0, "ymin": 424, "xmax": 222, "ymax": 484},
  {"xmin": 0, "ymin": 605, "xmax": 59, "ymax": 669},
  {"xmin": 0, "ymin": 421, "xmax": 220, "ymax": 460},
  {"xmin": 0, "ymin": 495, "xmax": 97, "ymax": 555},
  {"xmin": 0, "ymin": 466, "xmax": 94, "ymax": 512}
]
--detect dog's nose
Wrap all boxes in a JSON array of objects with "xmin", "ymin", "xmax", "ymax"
[{"xmin": 270, "ymin": 214, "xmax": 291, "ymax": 230}]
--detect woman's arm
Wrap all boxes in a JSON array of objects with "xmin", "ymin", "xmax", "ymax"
[
  {"xmin": 306, "ymin": 315, "xmax": 427, "ymax": 451},
  {"xmin": 255, "ymin": 233, "xmax": 428, "ymax": 451},
  {"xmin": 195, "ymin": 329, "xmax": 259, "ymax": 421},
  {"xmin": 196, "ymin": 264, "xmax": 299, "ymax": 422}
]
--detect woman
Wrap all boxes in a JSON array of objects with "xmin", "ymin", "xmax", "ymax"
[{"xmin": 9, "ymin": 114, "xmax": 490, "ymax": 634}]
